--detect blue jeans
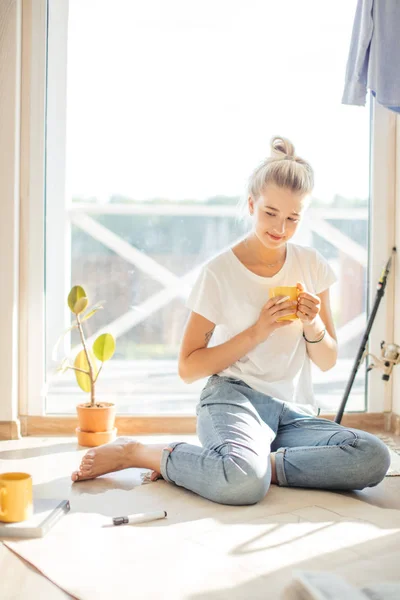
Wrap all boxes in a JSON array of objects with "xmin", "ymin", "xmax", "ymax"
[{"xmin": 159, "ymin": 375, "xmax": 391, "ymax": 506}]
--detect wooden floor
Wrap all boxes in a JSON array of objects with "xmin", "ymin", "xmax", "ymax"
[{"xmin": 1, "ymin": 431, "xmax": 400, "ymax": 599}]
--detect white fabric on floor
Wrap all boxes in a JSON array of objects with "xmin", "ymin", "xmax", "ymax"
[
  {"xmin": 282, "ymin": 570, "xmax": 400, "ymax": 600},
  {"xmin": 3, "ymin": 471, "xmax": 400, "ymax": 600}
]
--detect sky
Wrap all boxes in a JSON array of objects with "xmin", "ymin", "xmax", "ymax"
[{"xmin": 64, "ymin": 0, "xmax": 369, "ymax": 205}]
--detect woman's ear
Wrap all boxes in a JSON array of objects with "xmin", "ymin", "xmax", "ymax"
[{"xmin": 248, "ymin": 196, "xmax": 254, "ymax": 215}]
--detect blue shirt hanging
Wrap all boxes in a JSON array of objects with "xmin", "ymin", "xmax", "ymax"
[{"xmin": 342, "ymin": 0, "xmax": 400, "ymax": 113}]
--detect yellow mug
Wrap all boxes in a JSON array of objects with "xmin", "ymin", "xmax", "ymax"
[
  {"xmin": 0, "ymin": 472, "xmax": 33, "ymax": 523},
  {"xmin": 269, "ymin": 286, "xmax": 299, "ymax": 321}
]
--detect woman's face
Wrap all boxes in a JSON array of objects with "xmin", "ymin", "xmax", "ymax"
[{"xmin": 248, "ymin": 184, "xmax": 309, "ymax": 249}]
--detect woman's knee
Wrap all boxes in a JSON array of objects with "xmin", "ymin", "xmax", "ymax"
[
  {"xmin": 213, "ymin": 477, "xmax": 270, "ymax": 506},
  {"xmin": 211, "ymin": 453, "xmax": 271, "ymax": 505},
  {"xmin": 355, "ymin": 434, "xmax": 391, "ymax": 488}
]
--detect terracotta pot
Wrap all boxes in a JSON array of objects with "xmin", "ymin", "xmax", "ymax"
[
  {"xmin": 76, "ymin": 402, "xmax": 116, "ymax": 433},
  {"xmin": 76, "ymin": 427, "xmax": 117, "ymax": 447}
]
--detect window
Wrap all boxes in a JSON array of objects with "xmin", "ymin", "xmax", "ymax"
[{"xmin": 45, "ymin": 0, "xmax": 370, "ymax": 415}]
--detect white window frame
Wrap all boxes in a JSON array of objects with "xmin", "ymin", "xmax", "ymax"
[
  {"xmin": 368, "ymin": 101, "xmax": 397, "ymax": 415},
  {"xmin": 15, "ymin": 0, "xmax": 397, "ymax": 418},
  {"xmin": 18, "ymin": 0, "xmax": 48, "ymax": 416},
  {"xmin": 0, "ymin": 0, "xmax": 22, "ymax": 429}
]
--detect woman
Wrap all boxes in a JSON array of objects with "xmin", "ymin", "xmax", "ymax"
[{"xmin": 72, "ymin": 136, "xmax": 390, "ymax": 505}]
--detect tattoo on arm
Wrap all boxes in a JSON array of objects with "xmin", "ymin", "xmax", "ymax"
[{"xmin": 204, "ymin": 327, "xmax": 215, "ymax": 346}]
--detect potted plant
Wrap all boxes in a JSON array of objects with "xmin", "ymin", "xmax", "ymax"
[{"xmin": 55, "ymin": 285, "xmax": 117, "ymax": 447}]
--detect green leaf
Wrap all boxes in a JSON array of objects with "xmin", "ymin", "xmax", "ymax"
[
  {"xmin": 80, "ymin": 304, "xmax": 103, "ymax": 323},
  {"xmin": 92, "ymin": 333, "xmax": 116, "ymax": 362},
  {"xmin": 74, "ymin": 297, "xmax": 89, "ymax": 315},
  {"xmin": 73, "ymin": 350, "xmax": 97, "ymax": 392},
  {"xmin": 68, "ymin": 286, "xmax": 88, "ymax": 314}
]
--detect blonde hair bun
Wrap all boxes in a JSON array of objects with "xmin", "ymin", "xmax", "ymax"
[
  {"xmin": 245, "ymin": 135, "xmax": 314, "ymax": 201},
  {"xmin": 270, "ymin": 136, "xmax": 296, "ymax": 160}
]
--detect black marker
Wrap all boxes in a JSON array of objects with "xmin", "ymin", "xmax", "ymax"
[{"xmin": 112, "ymin": 510, "xmax": 167, "ymax": 526}]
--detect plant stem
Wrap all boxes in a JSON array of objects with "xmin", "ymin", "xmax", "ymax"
[
  {"xmin": 94, "ymin": 363, "xmax": 103, "ymax": 383},
  {"xmin": 76, "ymin": 313, "xmax": 96, "ymax": 406}
]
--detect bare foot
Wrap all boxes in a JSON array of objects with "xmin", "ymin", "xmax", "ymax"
[
  {"xmin": 72, "ymin": 437, "xmax": 144, "ymax": 482},
  {"xmin": 71, "ymin": 437, "xmax": 164, "ymax": 482}
]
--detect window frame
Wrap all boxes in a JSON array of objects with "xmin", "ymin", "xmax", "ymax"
[
  {"xmin": 0, "ymin": 0, "xmax": 22, "ymax": 434},
  {"xmin": 367, "ymin": 100, "xmax": 397, "ymax": 415},
  {"xmin": 19, "ymin": 0, "xmax": 48, "ymax": 416},
  {"xmin": 17, "ymin": 0, "xmax": 396, "ymax": 419}
]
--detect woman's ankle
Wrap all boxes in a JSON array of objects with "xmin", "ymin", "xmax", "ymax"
[{"xmin": 134, "ymin": 442, "xmax": 166, "ymax": 473}]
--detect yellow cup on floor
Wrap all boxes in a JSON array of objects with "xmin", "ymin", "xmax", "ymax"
[
  {"xmin": 269, "ymin": 286, "xmax": 299, "ymax": 321},
  {"xmin": 0, "ymin": 472, "xmax": 33, "ymax": 522}
]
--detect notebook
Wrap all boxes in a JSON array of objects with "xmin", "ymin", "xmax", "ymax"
[{"xmin": 0, "ymin": 499, "xmax": 70, "ymax": 539}]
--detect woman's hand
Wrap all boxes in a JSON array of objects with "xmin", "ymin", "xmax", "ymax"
[
  {"xmin": 296, "ymin": 282, "xmax": 321, "ymax": 325},
  {"xmin": 253, "ymin": 296, "xmax": 297, "ymax": 344}
]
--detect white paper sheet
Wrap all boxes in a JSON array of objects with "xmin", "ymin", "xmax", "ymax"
[{"xmin": 4, "ymin": 482, "xmax": 400, "ymax": 600}]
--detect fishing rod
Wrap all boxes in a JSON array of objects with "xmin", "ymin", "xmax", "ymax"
[{"xmin": 334, "ymin": 247, "xmax": 397, "ymax": 424}]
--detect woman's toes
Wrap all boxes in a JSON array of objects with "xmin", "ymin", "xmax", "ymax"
[
  {"xmin": 72, "ymin": 470, "xmax": 92, "ymax": 482},
  {"xmin": 81, "ymin": 464, "xmax": 93, "ymax": 472},
  {"xmin": 72, "ymin": 450, "xmax": 98, "ymax": 482}
]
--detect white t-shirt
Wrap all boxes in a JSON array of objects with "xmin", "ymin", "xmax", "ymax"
[{"xmin": 186, "ymin": 243, "xmax": 337, "ymax": 414}]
